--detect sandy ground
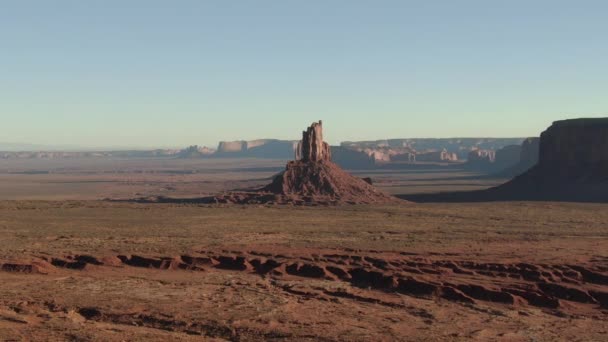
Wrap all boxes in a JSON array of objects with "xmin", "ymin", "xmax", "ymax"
[
  {"xmin": 0, "ymin": 157, "xmax": 503, "ymax": 200},
  {"xmin": 1, "ymin": 201, "xmax": 607, "ymax": 341}
]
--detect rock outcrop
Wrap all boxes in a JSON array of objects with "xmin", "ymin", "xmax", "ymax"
[
  {"xmin": 215, "ymin": 139, "xmax": 298, "ymax": 159},
  {"xmin": 538, "ymin": 119, "xmax": 608, "ymax": 168},
  {"xmin": 464, "ymin": 149, "xmax": 496, "ymax": 171},
  {"xmin": 217, "ymin": 141, "xmax": 247, "ymax": 153},
  {"xmin": 520, "ymin": 137, "xmax": 540, "ymax": 168},
  {"xmin": 330, "ymin": 147, "xmax": 376, "ymax": 169},
  {"xmin": 342, "ymin": 138, "xmax": 524, "ymax": 160},
  {"xmin": 467, "ymin": 149, "xmax": 496, "ymax": 163},
  {"xmin": 496, "ymin": 138, "xmax": 540, "ymax": 177},
  {"xmin": 295, "ymin": 121, "xmax": 331, "ymax": 162},
  {"xmin": 177, "ymin": 145, "xmax": 215, "ymax": 158},
  {"xmin": 214, "ymin": 121, "xmax": 402, "ymax": 205},
  {"xmin": 390, "ymin": 152, "xmax": 417, "ymax": 163},
  {"xmin": 465, "ymin": 146, "xmax": 525, "ymax": 173},
  {"xmin": 493, "ymin": 145, "xmax": 522, "ymax": 170},
  {"xmin": 493, "ymin": 118, "xmax": 608, "ymax": 201},
  {"xmin": 415, "ymin": 149, "xmax": 458, "ymax": 163}
]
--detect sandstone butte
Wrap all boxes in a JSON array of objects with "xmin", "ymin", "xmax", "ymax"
[
  {"xmin": 214, "ymin": 121, "xmax": 403, "ymax": 205},
  {"xmin": 491, "ymin": 118, "xmax": 608, "ymax": 201}
]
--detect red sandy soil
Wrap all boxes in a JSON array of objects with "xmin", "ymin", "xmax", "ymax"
[{"xmin": 1, "ymin": 201, "xmax": 607, "ymax": 341}]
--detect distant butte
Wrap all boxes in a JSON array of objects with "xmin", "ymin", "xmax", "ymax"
[
  {"xmin": 214, "ymin": 121, "xmax": 403, "ymax": 205},
  {"xmin": 402, "ymin": 118, "xmax": 608, "ymax": 203},
  {"xmin": 491, "ymin": 118, "xmax": 608, "ymax": 201}
]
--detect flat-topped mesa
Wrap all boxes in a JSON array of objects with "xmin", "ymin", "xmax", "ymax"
[
  {"xmin": 487, "ymin": 117, "xmax": 608, "ymax": 202},
  {"xmin": 538, "ymin": 118, "xmax": 608, "ymax": 167},
  {"xmin": 296, "ymin": 121, "xmax": 332, "ymax": 162}
]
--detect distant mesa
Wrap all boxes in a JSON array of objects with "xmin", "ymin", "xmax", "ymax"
[
  {"xmin": 213, "ymin": 121, "xmax": 403, "ymax": 205},
  {"xmin": 341, "ymin": 138, "xmax": 523, "ymax": 161},
  {"xmin": 403, "ymin": 118, "xmax": 608, "ymax": 203},
  {"xmin": 416, "ymin": 149, "xmax": 458, "ymax": 163},
  {"xmin": 214, "ymin": 139, "xmax": 298, "ymax": 159},
  {"xmin": 2, "ymin": 136, "xmax": 524, "ymax": 171},
  {"xmin": 464, "ymin": 143, "xmax": 532, "ymax": 174},
  {"xmin": 461, "ymin": 148, "xmax": 496, "ymax": 172},
  {"xmin": 495, "ymin": 138, "xmax": 540, "ymax": 177},
  {"xmin": 467, "ymin": 148, "xmax": 496, "ymax": 164},
  {"xmin": 494, "ymin": 144, "xmax": 524, "ymax": 172},
  {"xmin": 177, "ymin": 145, "xmax": 215, "ymax": 158},
  {"xmin": 330, "ymin": 146, "xmax": 377, "ymax": 169}
]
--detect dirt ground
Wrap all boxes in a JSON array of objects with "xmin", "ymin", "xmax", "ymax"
[
  {"xmin": 1, "ymin": 201, "xmax": 607, "ymax": 341},
  {"xmin": 0, "ymin": 157, "xmax": 503, "ymax": 200}
]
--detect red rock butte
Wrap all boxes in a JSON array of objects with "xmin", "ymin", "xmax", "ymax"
[
  {"xmin": 215, "ymin": 121, "xmax": 403, "ymax": 205},
  {"xmin": 491, "ymin": 118, "xmax": 608, "ymax": 201}
]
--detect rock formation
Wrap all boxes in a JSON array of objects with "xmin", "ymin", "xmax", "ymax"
[
  {"xmin": 415, "ymin": 149, "xmax": 458, "ymax": 163},
  {"xmin": 493, "ymin": 145, "xmax": 522, "ymax": 170},
  {"xmin": 217, "ymin": 141, "xmax": 247, "ymax": 153},
  {"xmin": 177, "ymin": 145, "xmax": 215, "ymax": 158},
  {"xmin": 492, "ymin": 118, "xmax": 608, "ymax": 201},
  {"xmin": 520, "ymin": 137, "xmax": 540, "ymax": 168},
  {"xmin": 463, "ymin": 148, "xmax": 497, "ymax": 171},
  {"xmin": 390, "ymin": 152, "xmax": 417, "ymax": 163},
  {"xmin": 214, "ymin": 121, "xmax": 402, "ymax": 205},
  {"xmin": 467, "ymin": 149, "xmax": 496, "ymax": 163},
  {"xmin": 342, "ymin": 138, "xmax": 524, "ymax": 160},
  {"xmin": 330, "ymin": 147, "xmax": 376, "ymax": 169},
  {"xmin": 295, "ymin": 121, "xmax": 332, "ymax": 162},
  {"xmin": 496, "ymin": 138, "xmax": 540, "ymax": 177},
  {"xmin": 538, "ymin": 119, "xmax": 608, "ymax": 168},
  {"xmin": 215, "ymin": 139, "xmax": 298, "ymax": 159}
]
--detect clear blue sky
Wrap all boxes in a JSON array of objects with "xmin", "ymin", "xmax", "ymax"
[{"xmin": 1, "ymin": 1, "xmax": 607, "ymax": 148}]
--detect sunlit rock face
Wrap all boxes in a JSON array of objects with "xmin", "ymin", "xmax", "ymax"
[
  {"xmin": 240, "ymin": 121, "xmax": 402, "ymax": 205},
  {"xmin": 296, "ymin": 121, "xmax": 332, "ymax": 162}
]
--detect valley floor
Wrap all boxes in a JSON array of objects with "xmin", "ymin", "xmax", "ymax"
[{"xmin": 1, "ymin": 201, "xmax": 606, "ymax": 341}]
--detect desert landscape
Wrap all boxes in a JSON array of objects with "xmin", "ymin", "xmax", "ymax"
[
  {"xmin": 1, "ymin": 120, "xmax": 607, "ymax": 341},
  {"xmin": 3, "ymin": 3, "xmax": 608, "ymax": 341}
]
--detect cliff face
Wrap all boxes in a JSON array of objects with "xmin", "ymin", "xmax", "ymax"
[
  {"xmin": 342, "ymin": 138, "xmax": 524, "ymax": 160},
  {"xmin": 295, "ymin": 121, "xmax": 331, "ymax": 162},
  {"xmin": 330, "ymin": 147, "xmax": 376, "ymax": 169},
  {"xmin": 493, "ymin": 138, "xmax": 539, "ymax": 177},
  {"xmin": 217, "ymin": 141, "xmax": 247, "ymax": 153},
  {"xmin": 215, "ymin": 139, "xmax": 298, "ymax": 159},
  {"xmin": 256, "ymin": 121, "xmax": 401, "ymax": 205},
  {"xmin": 466, "ymin": 145, "xmax": 523, "ymax": 173},
  {"xmin": 493, "ymin": 118, "xmax": 608, "ymax": 202},
  {"xmin": 520, "ymin": 137, "xmax": 540, "ymax": 167},
  {"xmin": 493, "ymin": 145, "xmax": 521, "ymax": 170},
  {"xmin": 467, "ymin": 149, "xmax": 496, "ymax": 163},
  {"xmin": 538, "ymin": 119, "xmax": 608, "ymax": 167},
  {"xmin": 414, "ymin": 149, "xmax": 458, "ymax": 162}
]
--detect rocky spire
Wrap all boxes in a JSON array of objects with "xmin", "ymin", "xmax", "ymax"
[{"xmin": 296, "ymin": 121, "xmax": 332, "ymax": 162}]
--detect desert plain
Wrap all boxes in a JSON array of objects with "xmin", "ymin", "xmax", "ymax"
[{"xmin": 0, "ymin": 157, "xmax": 607, "ymax": 341}]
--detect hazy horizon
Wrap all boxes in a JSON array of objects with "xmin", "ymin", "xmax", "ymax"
[
  {"xmin": 2, "ymin": 1, "xmax": 607, "ymax": 148},
  {"xmin": 1, "ymin": 134, "xmax": 531, "ymax": 152}
]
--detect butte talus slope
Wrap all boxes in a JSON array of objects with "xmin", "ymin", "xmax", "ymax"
[{"xmin": 216, "ymin": 121, "xmax": 402, "ymax": 205}]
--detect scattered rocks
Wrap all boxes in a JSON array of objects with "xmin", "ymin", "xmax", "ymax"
[{"xmin": 10, "ymin": 249, "xmax": 607, "ymax": 314}]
